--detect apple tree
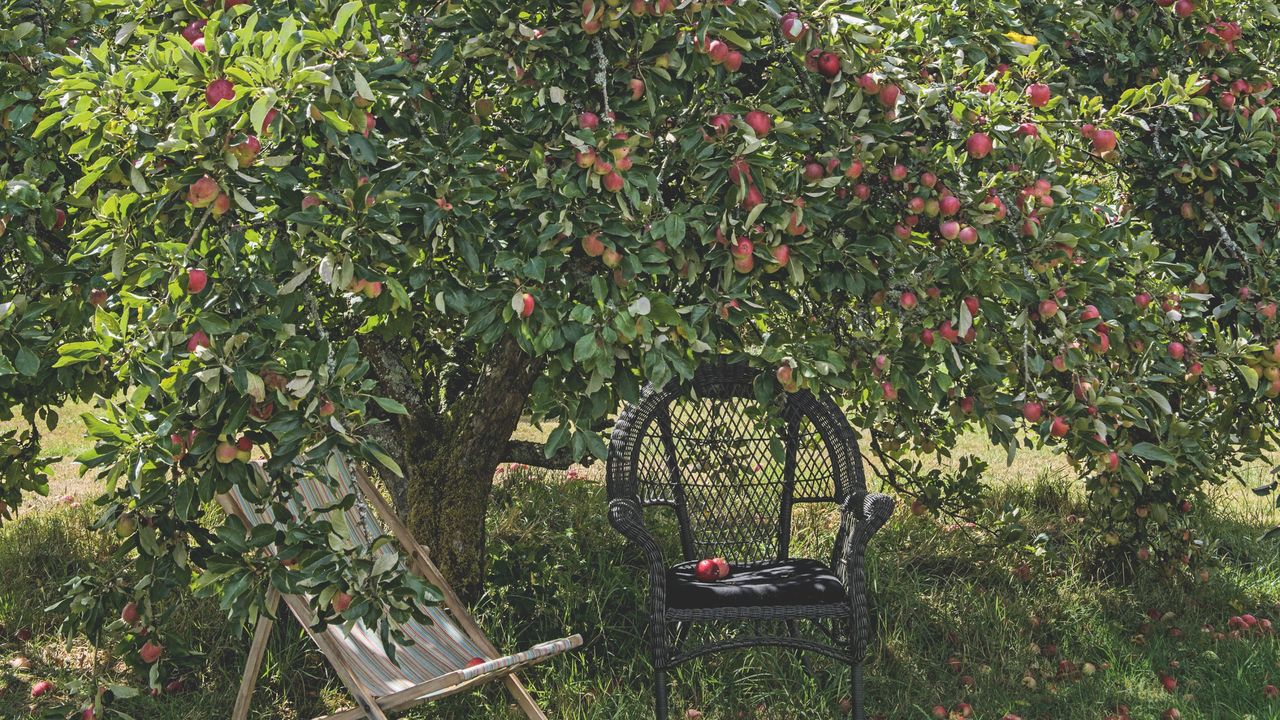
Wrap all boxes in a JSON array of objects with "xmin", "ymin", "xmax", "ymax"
[{"xmin": 0, "ymin": 0, "xmax": 1277, "ymax": 700}]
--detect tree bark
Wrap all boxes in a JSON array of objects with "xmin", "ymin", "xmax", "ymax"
[{"xmin": 363, "ymin": 335, "xmax": 541, "ymax": 601}]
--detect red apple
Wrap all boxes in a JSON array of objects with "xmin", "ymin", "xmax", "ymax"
[
  {"xmin": 519, "ymin": 293, "xmax": 535, "ymax": 319},
  {"xmin": 939, "ymin": 220, "xmax": 961, "ymax": 240},
  {"xmin": 204, "ymin": 78, "xmax": 236, "ymax": 107},
  {"xmin": 578, "ymin": 111, "xmax": 599, "ymax": 130},
  {"xmin": 1080, "ymin": 304, "xmax": 1100, "ymax": 321},
  {"xmin": 603, "ymin": 171, "xmax": 625, "ymax": 192},
  {"xmin": 879, "ymin": 83, "xmax": 900, "ymax": 107},
  {"xmin": 1050, "ymin": 416, "xmax": 1070, "ymax": 438},
  {"xmin": 140, "ymin": 640, "xmax": 164, "ymax": 664},
  {"xmin": 743, "ymin": 110, "xmax": 771, "ymax": 137},
  {"xmin": 89, "ymin": 288, "xmax": 108, "ymax": 306},
  {"xmin": 1168, "ymin": 341, "xmax": 1186, "ymax": 360},
  {"xmin": 187, "ymin": 176, "xmax": 221, "ymax": 208},
  {"xmin": 215, "ymin": 441, "xmax": 238, "ymax": 464},
  {"xmin": 1173, "ymin": 0, "xmax": 1194, "ymax": 17},
  {"xmin": 742, "ymin": 185, "xmax": 764, "ymax": 210},
  {"xmin": 1091, "ymin": 129, "xmax": 1118, "ymax": 153},
  {"xmin": 966, "ymin": 132, "xmax": 993, "ymax": 159},
  {"xmin": 779, "ymin": 12, "xmax": 807, "ymax": 42},
  {"xmin": 31, "ymin": 680, "xmax": 53, "ymax": 698},
  {"xmin": 939, "ymin": 195, "xmax": 961, "ymax": 216},
  {"xmin": 121, "ymin": 601, "xmax": 139, "ymax": 625},
  {"xmin": 333, "ymin": 592, "xmax": 353, "ymax": 613},
  {"xmin": 694, "ymin": 558, "xmax": 725, "ymax": 582},
  {"xmin": 628, "ymin": 78, "xmax": 645, "ymax": 99},
  {"xmin": 816, "ymin": 52, "xmax": 841, "ymax": 79},
  {"xmin": 187, "ymin": 330, "xmax": 210, "ymax": 352},
  {"xmin": 1026, "ymin": 83, "xmax": 1051, "ymax": 107},
  {"xmin": 186, "ymin": 268, "xmax": 208, "ymax": 294},
  {"xmin": 958, "ymin": 226, "xmax": 978, "ymax": 245},
  {"xmin": 1023, "ymin": 402, "xmax": 1044, "ymax": 422},
  {"xmin": 1038, "ymin": 299, "xmax": 1060, "ymax": 318},
  {"xmin": 180, "ymin": 19, "xmax": 207, "ymax": 43},
  {"xmin": 899, "ymin": 291, "xmax": 918, "ymax": 310}
]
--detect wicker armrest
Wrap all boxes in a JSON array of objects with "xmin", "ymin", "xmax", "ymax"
[
  {"xmin": 841, "ymin": 492, "xmax": 896, "ymax": 543},
  {"xmin": 837, "ymin": 491, "xmax": 894, "ymax": 661},
  {"xmin": 607, "ymin": 498, "xmax": 667, "ymax": 576}
]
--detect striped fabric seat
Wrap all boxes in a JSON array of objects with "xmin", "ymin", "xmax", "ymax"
[{"xmin": 220, "ymin": 454, "xmax": 581, "ymax": 707}]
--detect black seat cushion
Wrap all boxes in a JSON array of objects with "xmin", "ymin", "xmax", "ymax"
[{"xmin": 666, "ymin": 558, "xmax": 847, "ymax": 609}]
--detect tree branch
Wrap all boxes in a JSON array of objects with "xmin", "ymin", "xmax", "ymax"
[{"xmin": 502, "ymin": 439, "xmax": 591, "ymax": 471}]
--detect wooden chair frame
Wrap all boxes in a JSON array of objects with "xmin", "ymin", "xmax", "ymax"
[{"xmin": 219, "ymin": 461, "xmax": 578, "ymax": 720}]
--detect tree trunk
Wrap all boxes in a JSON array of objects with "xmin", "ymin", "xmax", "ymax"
[{"xmin": 362, "ymin": 335, "xmax": 541, "ymax": 601}]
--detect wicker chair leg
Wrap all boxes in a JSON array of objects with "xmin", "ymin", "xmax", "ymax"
[
  {"xmin": 850, "ymin": 662, "xmax": 865, "ymax": 720},
  {"xmin": 654, "ymin": 666, "xmax": 669, "ymax": 720}
]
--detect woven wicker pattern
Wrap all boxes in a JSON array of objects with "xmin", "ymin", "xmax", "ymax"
[{"xmin": 606, "ymin": 362, "xmax": 894, "ymax": 720}]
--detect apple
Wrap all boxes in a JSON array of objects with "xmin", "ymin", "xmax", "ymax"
[
  {"xmin": 581, "ymin": 231, "xmax": 605, "ymax": 257},
  {"xmin": 816, "ymin": 52, "xmax": 841, "ymax": 79},
  {"xmin": 225, "ymin": 0, "xmax": 249, "ymax": 7},
  {"xmin": 803, "ymin": 161, "xmax": 825, "ymax": 182},
  {"xmin": 881, "ymin": 382, "xmax": 898, "ymax": 401},
  {"xmin": 1038, "ymin": 299, "xmax": 1060, "ymax": 318},
  {"xmin": 205, "ymin": 78, "xmax": 235, "ymax": 107},
  {"xmin": 260, "ymin": 108, "xmax": 279, "ymax": 136},
  {"xmin": 187, "ymin": 176, "xmax": 220, "ymax": 208},
  {"xmin": 578, "ymin": 111, "xmax": 599, "ymax": 130},
  {"xmin": 1265, "ymin": 684, "xmax": 1279, "ymax": 700},
  {"xmin": 921, "ymin": 328, "xmax": 935, "ymax": 346},
  {"xmin": 235, "ymin": 435, "xmax": 253, "ymax": 462},
  {"xmin": 966, "ymin": 132, "xmax": 993, "ymax": 159},
  {"xmin": 465, "ymin": 657, "xmax": 486, "ymax": 668},
  {"xmin": 846, "ymin": 159, "xmax": 864, "ymax": 179},
  {"xmin": 89, "ymin": 288, "xmax": 108, "ymax": 306},
  {"xmin": 1080, "ymin": 304, "xmax": 1100, "ymax": 321},
  {"xmin": 1026, "ymin": 83, "xmax": 1051, "ymax": 107},
  {"xmin": 333, "ymin": 592, "xmax": 353, "ymax": 613},
  {"xmin": 31, "ymin": 680, "xmax": 53, "ymax": 698},
  {"xmin": 899, "ymin": 291, "xmax": 918, "ymax": 310},
  {"xmin": 215, "ymin": 441, "xmax": 238, "ymax": 464},
  {"xmin": 853, "ymin": 183, "xmax": 870, "ymax": 201},
  {"xmin": 180, "ymin": 19, "xmax": 207, "ymax": 43},
  {"xmin": 187, "ymin": 330, "xmax": 210, "ymax": 352},
  {"xmin": 1050, "ymin": 416, "xmax": 1070, "ymax": 438},
  {"xmin": 706, "ymin": 39, "xmax": 730, "ymax": 64},
  {"xmin": 709, "ymin": 113, "xmax": 732, "ymax": 136},
  {"xmin": 603, "ymin": 171, "xmax": 624, "ymax": 192},
  {"xmin": 186, "ymin": 268, "xmax": 208, "ymax": 294},
  {"xmin": 139, "ymin": 640, "xmax": 164, "ymax": 664},
  {"xmin": 743, "ymin": 110, "xmax": 771, "ymax": 137},
  {"xmin": 879, "ymin": 83, "xmax": 900, "ymax": 107},
  {"xmin": 602, "ymin": 248, "xmax": 623, "ymax": 269},
  {"xmin": 628, "ymin": 78, "xmax": 645, "ymax": 99},
  {"xmin": 121, "ymin": 601, "xmax": 139, "ymax": 624},
  {"xmin": 1023, "ymin": 402, "xmax": 1044, "ymax": 422},
  {"xmin": 694, "ymin": 558, "xmax": 725, "ymax": 582},
  {"xmin": 938, "ymin": 321, "xmax": 959, "ymax": 344},
  {"xmin": 1167, "ymin": 341, "xmax": 1186, "ymax": 360},
  {"xmin": 770, "ymin": 245, "xmax": 790, "ymax": 268},
  {"xmin": 742, "ymin": 185, "xmax": 764, "ymax": 210},
  {"xmin": 519, "ymin": 293, "xmax": 535, "ymax": 319},
  {"xmin": 958, "ymin": 225, "xmax": 978, "ymax": 245},
  {"xmin": 939, "ymin": 220, "xmax": 961, "ymax": 240},
  {"xmin": 859, "ymin": 73, "xmax": 880, "ymax": 94},
  {"xmin": 939, "ymin": 195, "xmax": 961, "ymax": 216},
  {"xmin": 776, "ymin": 364, "xmax": 796, "ymax": 391},
  {"xmin": 1173, "ymin": 0, "xmax": 1194, "ymax": 17},
  {"xmin": 779, "ymin": 12, "xmax": 807, "ymax": 41},
  {"xmin": 1091, "ymin": 128, "xmax": 1118, "ymax": 153},
  {"xmin": 229, "ymin": 135, "xmax": 261, "ymax": 166},
  {"xmin": 212, "ymin": 193, "xmax": 231, "ymax": 217}
]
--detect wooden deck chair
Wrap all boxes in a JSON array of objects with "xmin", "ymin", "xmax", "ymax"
[{"xmin": 215, "ymin": 452, "xmax": 583, "ymax": 720}]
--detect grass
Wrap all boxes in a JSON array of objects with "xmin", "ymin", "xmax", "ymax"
[{"xmin": 2, "ymin": 411, "xmax": 1280, "ymax": 719}]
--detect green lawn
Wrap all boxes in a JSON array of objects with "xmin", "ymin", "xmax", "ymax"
[{"xmin": 2, "ymin": 409, "xmax": 1280, "ymax": 719}]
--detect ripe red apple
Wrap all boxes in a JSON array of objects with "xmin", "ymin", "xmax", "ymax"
[
  {"xmin": 779, "ymin": 12, "xmax": 807, "ymax": 41},
  {"xmin": 575, "ymin": 149, "xmax": 596, "ymax": 169},
  {"xmin": 333, "ymin": 592, "xmax": 353, "ymax": 613},
  {"xmin": 465, "ymin": 657, "xmax": 486, "ymax": 668},
  {"xmin": 881, "ymin": 382, "xmax": 898, "ymax": 401},
  {"xmin": 629, "ymin": 78, "xmax": 645, "ymax": 99},
  {"xmin": 889, "ymin": 163, "xmax": 908, "ymax": 182},
  {"xmin": 921, "ymin": 328, "xmax": 935, "ymax": 346},
  {"xmin": 1173, "ymin": 0, "xmax": 1194, "ymax": 17},
  {"xmin": 205, "ymin": 78, "xmax": 235, "ymax": 107},
  {"xmin": 706, "ymin": 39, "xmax": 729, "ymax": 64},
  {"xmin": 187, "ymin": 176, "xmax": 221, "ymax": 208},
  {"xmin": 803, "ymin": 161, "xmax": 825, "ymax": 182},
  {"xmin": 229, "ymin": 135, "xmax": 261, "ymax": 166},
  {"xmin": 1050, "ymin": 416, "xmax": 1070, "ymax": 438},
  {"xmin": 181, "ymin": 19, "xmax": 207, "ymax": 43},
  {"xmin": 236, "ymin": 435, "xmax": 253, "ymax": 462},
  {"xmin": 846, "ymin": 159, "xmax": 864, "ymax": 179},
  {"xmin": 742, "ymin": 185, "xmax": 764, "ymax": 210},
  {"xmin": 121, "ymin": 601, "xmax": 139, "ymax": 625},
  {"xmin": 938, "ymin": 321, "xmax": 959, "ymax": 344},
  {"xmin": 603, "ymin": 171, "xmax": 625, "ymax": 192},
  {"xmin": 770, "ymin": 245, "xmax": 790, "ymax": 268},
  {"xmin": 694, "ymin": 558, "xmax": 725, "ymax": 582},
  {"xmin": 743, "ymin": 110, "xmax": 771, "ymax": 137},
  {"xmin": 966, "ymin": 132, "xmax": 993, "ymax": 159},
  {"xmin": 212, "ymin": 192, "xmax": 232, "ymax": 217},
  {"xmin": 1091, "ymin": 128, "xmax": 1118, "ymax": 153},
  {"xmin": 140, "ymin": 640, "xmax": 164, "ymax": 664},
  {"xmin": 89, "ymin": 288, "xmax": 108, "ymax": 306},
  {"xmin": 957, "ymin": 225, "xmax": 978, "ymax": 245},
  {"xmin": 1016, "ymin": 122, "xmax": 1039, "ymax": 138},
  {"xmin": 939, "ymin": 220, "xmax": 961, "ymax": 240},
  {"xmin": 815, "ymin": 52, "xmax": 840, "ymax": 79},
  {"xmin": 1026, "ymin": 83, "xmax": 1051, "ymax": 107},
  {"xmin": 578, "ymin": 111, "xmax": 599, "ymax": 130},
  {"xmin": 879, "ymin": 83, "xmax": 900, "ymax": 107},
  {"xmin": 776, "ymin": 365, "xmax": 797, "ymax": 392},
  {"xmin": 1023, "ymin": 402, "xmax": 1044, "ymax": 422},
  {"xmin": 1080, "ymin": 304, "xmax": 1100, "ymax": 321},
  {"xmin": 899, "ymin": 291, "xmax": 918, "ymax": 310},
  {"xmin": 187, "ymin": 330, "xmax": 210, "ymax": 352},
  {"xmin": 186, "ymin": 268, "xmax": 208, "ymax": 294},
  {"xmin": 519, "ymin": 293, "xmax": 535, "ymax": 319},
  {"xmin": 853, "ymin": 183, "xmax": 870, "ymax": 201},
  {"xmin": 1038, "ymin": 299, "xmax": 1059, "ymax": 318},
  {"xmin": 939, "ymin": 195, "xmax": 961, "ymax": 216},
  {"xmin": 31, "ymin": 680, "xmax": 53, "ymax": 698},
  {"xmin": 581, "ymin": 231, "xmax": 605, "ymax": 257},
  {"xmin": 1167, "ymin": 341, "xmax": 1186, "ymax": 360},
  {"xmin": 709, "ymin": 113, "xmax": 732, "ymax": 136}
]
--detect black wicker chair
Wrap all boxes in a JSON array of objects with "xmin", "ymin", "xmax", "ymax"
[{"xmin": 606, "ymin": 363, "xmax": 895, "ymax": 720}]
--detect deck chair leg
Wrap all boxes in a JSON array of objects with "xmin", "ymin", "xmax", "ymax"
[
  {"xmin": 503, "ymin": 674, "xmax": 547, "ymax": 720},
  {"xmin": 233, "ymin": 589, "xmax": 281, "ymax": 720}
]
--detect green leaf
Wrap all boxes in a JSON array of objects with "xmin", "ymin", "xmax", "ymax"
[
  {"xmin": 1131, "ymin": 442, "xmax": 1176, "ymax": 465},
  {"xmin": 334, "ymin": 1, "xmax": 361, "ymax": 35}
]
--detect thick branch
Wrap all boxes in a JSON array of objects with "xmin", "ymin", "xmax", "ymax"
[{"xmin": 502, "ymin": 439, "xmax": 592, "ymax": 471}]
